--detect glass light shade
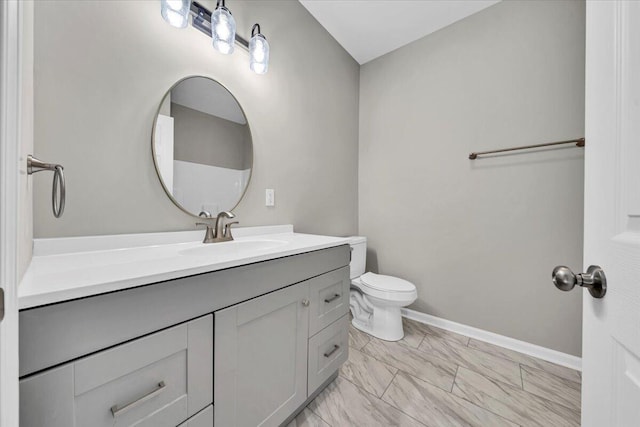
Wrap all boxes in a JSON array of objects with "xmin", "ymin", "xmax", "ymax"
[
  {"xmin": 249, "ymin": 34, "xmax": 269, "ymax": 74},
  {"xmin": 161, "ymin": 0, "xmax": 191, "ymax": 29},
  {"xmin": 211, "ymin": 7, "xmax": 236, "ymax": 55}
]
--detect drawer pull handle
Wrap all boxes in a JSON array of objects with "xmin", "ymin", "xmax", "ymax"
[
  {"xmin": 324, "ymin": 344, "xmax": 340, "ymax": 358},
  {"xmin": 324, "ymin": 293, "xmax": 341, "ymax": 304},
  {"xmin": 110, "ymin": 381, "xmax": 166, "ymax": 417}
]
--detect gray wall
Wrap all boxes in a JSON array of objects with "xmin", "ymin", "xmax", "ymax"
[
  {"xmin": 33, "ymin": 0, "xmax": 359, "ymax": 238},
  {"xmin": 359, "ymin": 0, "xmax": 585, "ymax": 356},
  {"xmin": 171, "ymin": 103, "xmax": 251, "ymax": 170},
  {"xmin": 32, "ymin": 0, "xmax": 584, "ymax": 356}
]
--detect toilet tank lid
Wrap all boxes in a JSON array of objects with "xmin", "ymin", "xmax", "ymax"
[{"xmin": 347, "ymin": 236, "xmax": 366, "ymax": 245}]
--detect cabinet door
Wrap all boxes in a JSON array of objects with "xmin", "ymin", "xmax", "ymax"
[{"xmin": 215, "ymin": 282, "xmax": 309, "ymax": 427}]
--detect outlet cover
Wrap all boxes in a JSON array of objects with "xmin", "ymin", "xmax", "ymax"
[{"xmin": 265, "ymin": 189, "xmax": 275, "ymax": 206}]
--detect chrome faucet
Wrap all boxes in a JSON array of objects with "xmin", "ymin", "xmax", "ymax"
[{"xmin": 196, "ymin": 211, "xmax": 238, "ymax": 243}]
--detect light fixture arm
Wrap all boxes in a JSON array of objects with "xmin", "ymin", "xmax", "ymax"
[
  {"xmin": 251, "ymin": 23, "xmax": 261, "ymax": 38},
  {"xmin": 215, "ymin": 0, "xmax": 230, "ymax": 13}
]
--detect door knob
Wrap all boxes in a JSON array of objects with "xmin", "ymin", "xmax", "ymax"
[
  {"xmin": 301, "ymin": 299, "xmax": 310, "ymax": 307},
  {"xmin": 552, "ymin": 265, "xmax": 607, "ymax": 298}
]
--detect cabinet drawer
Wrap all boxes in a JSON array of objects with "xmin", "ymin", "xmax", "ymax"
[
  {"xmin": 308, "ymin": 266, "xmax": 350, "ymax": 336},
  {"xmin": 20, "ymin": 315, "xmax": 213, "ymax": 427},
  {"xmin": 178, "ymin": 405, "xmax": 213, "ymax": 427},
  {"xmin": 308, "ymin": 315, "xmax": 349, "ymax": 393}
]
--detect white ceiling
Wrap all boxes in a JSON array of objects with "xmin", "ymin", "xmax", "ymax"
[{"xmin": 299, "ymin": 0, "xmax": 500, "ymax": 64}]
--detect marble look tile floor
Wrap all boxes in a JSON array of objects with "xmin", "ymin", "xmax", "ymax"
[{"xmin": 288, "ymin": 318, "xmax": 581, "ymax": 427}]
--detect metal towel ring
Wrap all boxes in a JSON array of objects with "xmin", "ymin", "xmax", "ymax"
[
  {"xmin": 27, "ymin": 155, "xmax": 66, "ymax": 218},
  {"xmin": 52, "ymin": 165, "xmax": 65, "ymax": 218}
]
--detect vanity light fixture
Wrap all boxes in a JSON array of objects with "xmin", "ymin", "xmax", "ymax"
[
  {"xmin": 160, "ymin": 0, "xmax": 270, "ymax": 74},
  {"xmin": 211, "ymin": 0, "xmax": 236, "ymax": 55},
  {"xmin": 160, "ymin": 0, "xmax": 192, "ymax": 29},
  {"xmin": 249, "ymin": 24, "xmax": 269, "ymax": 74}
]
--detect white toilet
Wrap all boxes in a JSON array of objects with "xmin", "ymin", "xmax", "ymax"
[{"xmin": 348, "ymin": 236, "xmax": 418, "ymax": 341}]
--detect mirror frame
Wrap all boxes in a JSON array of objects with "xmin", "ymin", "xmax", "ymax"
[{"xmin": 151, "ymin": 75, "xmax": 254, "ymax": 218}]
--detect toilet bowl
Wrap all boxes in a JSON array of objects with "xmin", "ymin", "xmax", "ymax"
[{"xmin": 348, "ymin": 237, "xmax": 417, "ymax": 341}]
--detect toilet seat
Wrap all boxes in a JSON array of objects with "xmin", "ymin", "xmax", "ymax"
[
  {"xmin": 361, "ymin": 272, "xmax": 415, "ymax": 292},
  {"xmin": 353, "ymin": 272, "xmax": 417, "ymax": 302}
]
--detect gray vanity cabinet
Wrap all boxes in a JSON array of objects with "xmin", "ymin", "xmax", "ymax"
[
  {"xmin": 214, "ymin": 281, "xmax": 310, "ymax": 427},
  {"xmin": 19, "ymin": 245, "xmax": 352, "ymax": 427}
]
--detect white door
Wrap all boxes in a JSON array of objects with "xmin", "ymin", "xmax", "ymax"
[
  {"xmin": 0, "ymin": 0, "xmax": 30, "ymax": 426},
  {"xmin": 582, "ymin": 1, "xmax": 640, "ymax": 426}
]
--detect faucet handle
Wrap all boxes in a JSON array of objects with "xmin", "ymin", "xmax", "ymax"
[
  {"xmin": 195, "ymin": 222, "xmax": 212, "ymax": 228},
  {"xmin": 224, "ymin": 221, "xmax": 239, "ymax": 239},
  {"xmin": 198, "ymin": 211, "xmax": 212, "ymax": 218}
]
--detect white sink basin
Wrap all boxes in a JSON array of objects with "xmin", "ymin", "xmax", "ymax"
[{"xmin": 178, "ymin": 239, "xmax": 289, "ymax": 257}]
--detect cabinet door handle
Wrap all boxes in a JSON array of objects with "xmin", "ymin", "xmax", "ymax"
[
  {"xmin": 110, "ymin": 381, "xmax": 166, "ymax": 417},
  {"xmin": 302, "ymin": 299, "xmax": 310, "ymax": 307},
  {"xmin": 324, "ymin": 293, "xmax": 341, "ymax": 304},
  {"xmin": 324, "ymin": 344, "xmax": 340, "ymax": 358}
]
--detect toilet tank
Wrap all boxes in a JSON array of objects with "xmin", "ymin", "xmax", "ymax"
[{"xmin": 348, "ymin": 236, "xmax": 367, "ymax": 279}]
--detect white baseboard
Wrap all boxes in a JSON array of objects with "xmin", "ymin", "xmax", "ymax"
[{"xmin": 401, "ymin": 308, "xmax": 582, "ymax": 372}]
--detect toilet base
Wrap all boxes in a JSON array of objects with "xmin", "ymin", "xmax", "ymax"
[
  {"xmin": 350, "ymin": 290, "xmax": 406, "ymax": 341},
  {"xmin": 351, "ymin": 311, "xmax": 404, "ymax": 341}
]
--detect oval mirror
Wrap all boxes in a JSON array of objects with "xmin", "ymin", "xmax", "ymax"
[{"xmin": 152, "ymin": 76, "xmax": 253, "ymax": 217}]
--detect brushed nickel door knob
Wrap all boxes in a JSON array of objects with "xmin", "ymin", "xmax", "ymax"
[
  {"xmin": 552, "ymin": 265, "xmax": 607, "ymax": 298},
  {"xmin": 552, "ymin": 266, "xmax": 578, "ymax": 291}
]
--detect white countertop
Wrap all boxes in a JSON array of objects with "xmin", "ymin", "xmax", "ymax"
[{"xmin": 19, "ymin": 225, "xmax": 351, "ymax": 309}]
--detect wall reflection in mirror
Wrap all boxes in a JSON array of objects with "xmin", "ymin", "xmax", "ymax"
[{"xmin": 153, "ymin": 76, "xmax": 252, "ymax": 217}]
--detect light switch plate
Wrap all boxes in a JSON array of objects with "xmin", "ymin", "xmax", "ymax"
[{"xmin": 265, "ymin": 189, "xmax": 275, "ymax": 206}]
